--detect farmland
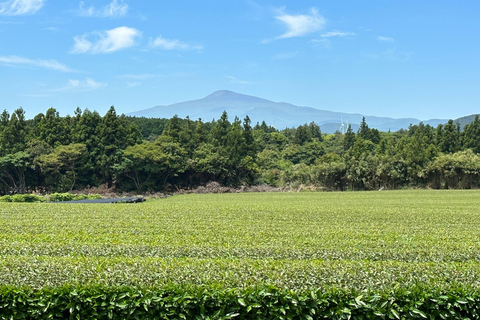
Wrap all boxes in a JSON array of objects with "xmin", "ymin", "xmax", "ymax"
[{"xmin": 1, "ymin": 190, "xmax": 480, "ymax": 291}]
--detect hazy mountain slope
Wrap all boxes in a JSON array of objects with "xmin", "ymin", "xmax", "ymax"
[
  {"xmin": 454, "ymin": 114, "xmax": 480, "ymax": 129},
  {"xmin": 128, "ymin": 90, "xmax": 448, "ymax": 133}
]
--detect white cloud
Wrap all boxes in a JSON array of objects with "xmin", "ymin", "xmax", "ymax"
[
  {"xmin": 363, "ymin": 47, "xmax": 412, "ymax": 61},
  {"xmin": 127, "ymin": 82, "xmax": 140, "ymax": 87},
  {"xmin": 225, "ymin": 76, "xmax": 253, "ymax": 85},
  {"xmin": 0, "ymin": 0, "xmax": 44, "ymax": 15},
  {"xmin": 377, "ymin": 36, "xmax": 394, "ymax": 42},
  {"xmin": 79, "ymin": 0, "xmax": 128, "ymax": 18},
  {"xmin": 272, "ymin": 51, "xmax": 300, "ymax": 60},
  {"xmin": 50, "ymin": 78, "xmax": 106, "ymax": 92},
  {"xmin": 71, "ymin": 26, "xmax": 141, "ymax": 54},
  {"xmin": 119, "ymin": 73, "xmax": 157, "ymax": 80},
  {"xmin": 149, "ymin": 35, "xmax": 203, "ymax": 51},
  {"xmin": 275, "ymin": 7, "xmax": 325, "ymax": 39},
  {"xmin": 0, "ymin": 55, "xmax": 74, "ymax": 72},
  {"xmin": 321, "ymin": 31, "xmax": 355, "ymax": 38}
]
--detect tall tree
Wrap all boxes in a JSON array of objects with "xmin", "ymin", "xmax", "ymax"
[
  {"xmin": 343, "ymin": 124, "xmax": 356, "ymax": 151},
  {"xmin": 463, "ymin": 115, "xmax": 480, "ymax": 153},
  {"xmin": 0, "ymin": 151, "xmax": 30, "ymax": 194},
  {"xmin": 439, "ymin": 120, "xmax": 460, "ymax": 153},
  {"xmin": 38, "ymin": 143, "xmax": 87, "ymax": 191},
  {"xmin": 98, "ymin": 106, "xmax": 140, "ymax": 186},
  {"xmin": 210, "ymin": 111, "xmax": 230, "ymax": 147},
  {"xmin": 2, "ymin": 108, "xmax": 28, "ymax": 154},
  {"xmin": 35, "ymin": 108, "xmax": 69, "ymax": 147}
]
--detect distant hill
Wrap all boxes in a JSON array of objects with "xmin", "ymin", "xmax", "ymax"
[
  {"xmin": 454, "ymin": 114, "xmax": 480, "ymax": 130},
  {"xmin": 128, "ymin": 90, "xmax": 449, "ymax": 133}
]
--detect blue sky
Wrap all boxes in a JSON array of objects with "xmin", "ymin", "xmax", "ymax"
[{"xmin": 0, "ymin": 0, "xmax": 479, "ymax": 121}]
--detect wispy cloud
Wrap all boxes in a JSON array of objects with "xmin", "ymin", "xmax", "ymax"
[
  {"xmin": 127, "ymin": 82, "xmax": 140, "ymax": 87},
  {"xmin": 0, "ymin": 0, "xmax": 44, "ymax": 15},
  {"xmin": 377, "ymin": 36, "xmax": 394, "ymax": 42},
  {"xmin": 321, "ymin": 31, "xmax": 355, "ymax": 38},
  {"xmin": 275, "ymin": 7, "xmax": 325, "ymax": 39},
  {"xmin": 225, "ymin": 75, "xmax": 253, "ymax": 85},
  {"xmin": 71, "ymin": 26, "xmax": 141, "ymax": 54},
  {"xmin": 0, "ymin": 55, "xmax": 75, "ymax": 72},
  {"xmin": 119, "ymin": 73, "xmax": 157, "ymax": 80},
  {"xmin": 272, "ymin": 51, "xmax": 300, "ymax": 60},
  {"xmin": 149, "ymin": 35, "xmax": 203, "ymax": 51},
  {"xmin": 49, "ymin": 78, "xmax": 106, "ymax": 92},
  {"xmin": 79, "ymin": 0, "xmax": 128, "ymax": 18},
  {"xmin": 364, "ymin": 47, "xmax": 412, "ymax": 62}
]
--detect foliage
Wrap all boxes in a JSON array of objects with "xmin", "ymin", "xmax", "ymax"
[
  {"xmin": 48, "ymin": 192, "xmax": 101, "ymax": 202},
  {"xmin": 1, "ymin": 191, "xmax": 480, "ymax": 317},
  {"xmin": 1, "ymin": 191, "xmax": 480, "ymax": 290},
  {"xmin": 1, "ymin": 285, "xmax": 480, "ymax": 319},
  {"xmin": 0, "ymin": 193, "xmax": 101, "ymax": 202},
  {"xmin": 10, "ymin": 194, "xmax": 45, "ymax": 202},
  {"xmin": 1, "ymin": 107, "xmax": 480, "ymax": 193}
]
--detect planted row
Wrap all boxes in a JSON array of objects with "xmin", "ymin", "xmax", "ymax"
[
  {"xmin": 1, "ymin": 285, "xmax": 480, "ymax": 320},
  {"xmin": 1, "ymin": 257, "xmax": 480, "ymax": 291}
]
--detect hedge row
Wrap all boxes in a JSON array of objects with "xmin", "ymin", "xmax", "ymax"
[
  {"xmin": 0, "ymin": 193, "xmax": 101, "ymax": 203},
  {"xmin": 1, "ymin": 285, "xmax": 479, "ymax": 319}
]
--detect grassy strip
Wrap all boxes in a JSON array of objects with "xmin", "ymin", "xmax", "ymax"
[{"xmin": 0, "ymin": 285, "xmax": 479, "ymax": 319}]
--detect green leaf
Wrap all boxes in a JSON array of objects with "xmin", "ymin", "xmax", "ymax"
[{"xmin": 237, "ymin": 298, "xmax": 246, "ymax": 307}]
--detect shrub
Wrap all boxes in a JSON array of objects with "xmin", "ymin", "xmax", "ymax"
[
  {"xmin": 10, "ymin": 194, "xmax": 45, "ymax": 202},
  {"xmin": 49, "ymin": 193, "xmax": 76, "ymax": 202},
  {"xmin": 0, "ymin": 195, "xmax": 12, "ymax": 202}
]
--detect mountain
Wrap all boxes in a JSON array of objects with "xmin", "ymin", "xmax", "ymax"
[
  {"xmin": 128, "ymin": 90, "xmax": 448, "ymax": 133},
  {"xmin": 454, "ymin": 114, "xmax": 480, "ymax": 130}
]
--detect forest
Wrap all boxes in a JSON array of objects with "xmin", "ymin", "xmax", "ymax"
[{"xmin": 1, "ymin": 106, "xmax": 480, "ymax": 194}]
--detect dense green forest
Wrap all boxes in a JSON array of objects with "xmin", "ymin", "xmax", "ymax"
[{"xmin": 1, "ymin": 106, "xmax": 480, "ymax": 194}]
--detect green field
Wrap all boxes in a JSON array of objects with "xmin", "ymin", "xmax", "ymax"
[{"xmin": 1, "ymin": 190, "xmax": 480, "ymax": 291}]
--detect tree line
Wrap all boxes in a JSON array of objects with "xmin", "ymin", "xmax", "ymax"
[{"xmin": 1, "ymin": 106, "xmax": 480, "ymax": 194}]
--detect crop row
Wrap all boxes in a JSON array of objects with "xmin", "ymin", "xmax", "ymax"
[
  {"xmin": 1, "ymin": 256, "xmax": 479, "ymax": 291},
  {"xmin": 1, "ymin": 285, "xmax": 480, "ymax": 320}
]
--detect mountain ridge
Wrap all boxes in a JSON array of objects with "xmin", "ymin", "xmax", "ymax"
[{"xmin": 128, "ymin": 90, "xmax": 448, "ymax": 133}]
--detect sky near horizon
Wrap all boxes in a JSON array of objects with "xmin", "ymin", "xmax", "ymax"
[{"xmin": 0, "ymin": 0, "xmax": 479, "ymax": 121}]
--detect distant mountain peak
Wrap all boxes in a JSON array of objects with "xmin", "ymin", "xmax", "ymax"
[
  {"xmin": 204, "ymin": 90, "xmax": 238, "ymax": 99},
  {"xmin": 203, "ymin": 90, "xmax": 272, "ymax": 104}
]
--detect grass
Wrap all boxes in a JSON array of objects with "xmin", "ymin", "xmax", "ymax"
[{"xmin": 0, "ymin": 190, "xmax": 479, "ymax": 291}]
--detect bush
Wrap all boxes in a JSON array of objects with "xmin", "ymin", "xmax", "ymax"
[
  {"xmin": 0, "ymin": 195, "xmax": 12, "ymax": 202},
  {"xmin": 10, "ymin": 194, "xmax": 45, "ymax": 202},
  {"xmin": 48, "ymin": 193, "xmax": 76, "ymax": 202},
  {"xmin": 0, "ymin": 285, "xmax": 479, "ymax": 319},
  {"xmin": 84, "ymin": 194, "xmax": 102, "ymax": 200}
]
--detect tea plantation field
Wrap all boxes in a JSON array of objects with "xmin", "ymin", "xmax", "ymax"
[
  {"xmin": 1, "ymin": 190, "xmax": 480, "ymax": 318},
  {"xmin": 1, "ymin": 190, "xmax": 480, "ymax": 289}
]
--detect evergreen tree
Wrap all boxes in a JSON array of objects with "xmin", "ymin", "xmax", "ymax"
[
  {"xmin": 439, "ymin": 120, "xmax": 460, "ymax": 153},
  {"xmin": 210, "ymin": 111, "xmax": 230, "ymax": 147},
  {"xmin": 35, "ymin": 108, "xmax": 69, "ymax": 147},
  {"xmin": 163, "ymin": 115, "xmax": 182, "ymax": 142},
  {"xmin": 98, "ymin": 106, "xmax": 140, "ymax": 186},
  {"xmin": 343, "ymin": 124, "xmax": 356, "ymax": 151},
  {"xmin": 3, "ymin": 108, "xmax": 28, "ymax": 154},
  {"xmin": 308, "ymin": 122, "xmax": 323, "ymax": 141},
  {"xmin": 463, "ymin": 115, "xmax": 480, "ymax": 153},
  {"xmin": 293, "ymin": 124, "xmax": 310, "ymax": 145},
  {"xmin": 242, "ymin": 116, "xmax": 256, "ymax": 157}
]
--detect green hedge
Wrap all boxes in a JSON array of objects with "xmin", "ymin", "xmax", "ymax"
[
  {"xmin": 0, "ymin": 194, "xmax": 45, "ymax": 203},
  {"xmin": 0, "ymin": 193, "xmax": 102, "ymax": 203},
  {"xmin": 47, "ymin": 193, "xmax": 102, "ymax": 202},
  {"xmin": 0, "ymin": 285, "xmax": 479, "ymax": 319}
]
